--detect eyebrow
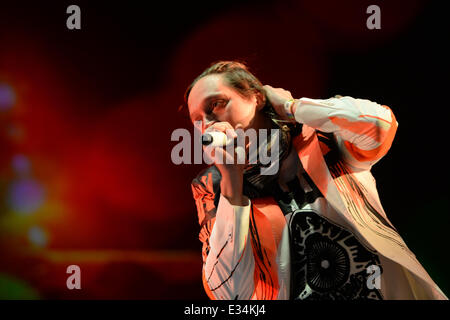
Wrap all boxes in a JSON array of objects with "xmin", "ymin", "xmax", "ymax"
[{"xmin": 189, "ymin": 93, "xmax": 227, "ymax": 120}]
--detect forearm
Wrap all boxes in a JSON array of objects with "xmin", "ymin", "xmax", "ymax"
[
  {"xmin": 220, "ymin": 170, "xmax": 248, "ymax": 206},
  {"xmin": 204, "ymin": 194, "xmax": 255, "ymax": 299},
  {"xmin": 287, "ymin": 96, "xmax": 398, "ymax": 166},
  {"xmin": 288, "ymin": 96, "xmax": 396, "ymax": 134}
]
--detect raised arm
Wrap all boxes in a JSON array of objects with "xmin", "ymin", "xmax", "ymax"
[{"xmin": 264, "ymin": 85, "xmax": 398, "ymax": 169}]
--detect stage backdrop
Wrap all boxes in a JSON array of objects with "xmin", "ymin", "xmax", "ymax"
[{"xmin": 0, "ymin": 0, "xmax": 448, "ymax": 299}]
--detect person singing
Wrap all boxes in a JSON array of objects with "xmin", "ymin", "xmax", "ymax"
[{"xmin": 184, "ymin": 60, "xmax": 447, "ymax": 300}]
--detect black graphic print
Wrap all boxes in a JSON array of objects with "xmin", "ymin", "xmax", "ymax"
[
  {"xmin": 270, "ymin": 167, "xmax": 384, "ymax": 300},
  {"xmin": 290, "ymin": 210, "xmax": 383, "ymax": 300},
  {"xmin": 272, "ymin": 173, "xmax": 323, "ymax": 215}
]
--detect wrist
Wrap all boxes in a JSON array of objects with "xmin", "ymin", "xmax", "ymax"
[
  {"xmin": 220, "ymin": 171, "xmax": 246, "ymax": 206},
  {"xmin": 283, "ymin": 99, "xmax": 297, "ymax": 122}
]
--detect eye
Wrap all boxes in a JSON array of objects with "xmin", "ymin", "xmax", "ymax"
[{"xmin": 207, "ymin": 99, "xmax": 227, "ymax": 114}]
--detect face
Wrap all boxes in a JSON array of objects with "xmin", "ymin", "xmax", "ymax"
[{"xmin": 187, "ymin": 74, "xmax": 264, "ymax": 133}]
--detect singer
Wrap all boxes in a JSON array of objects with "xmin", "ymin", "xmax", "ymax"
[{"xmin": 183, "ymin": 61, "xmax": 447, "ymax": 300}]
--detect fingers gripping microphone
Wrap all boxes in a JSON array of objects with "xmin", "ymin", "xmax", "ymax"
[
  {"xmin": 202, "ymin": 131, "xmax": 247, "ymax": 164},
  {"xmin": 201, "ymin": 131, "xmax": 233, "ymax": 147}
]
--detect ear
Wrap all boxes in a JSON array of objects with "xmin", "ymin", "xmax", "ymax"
[{"xmin": 254, "ymin": 91, "xmax": 266, "ymax": 111}]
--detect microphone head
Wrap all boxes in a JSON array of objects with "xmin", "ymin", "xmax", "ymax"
[{"xmin": 201, "ymin": 133, "xmax": 213, "ymax": 146}]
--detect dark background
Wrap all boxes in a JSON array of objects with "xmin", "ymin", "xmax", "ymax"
[{"xmin": 0, "ymin": 0, "xmax": 448, "ymax": 299}]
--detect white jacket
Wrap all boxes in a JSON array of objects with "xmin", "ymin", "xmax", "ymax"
[{"xmin": 191, "ymin": 96, "xmax": 448, "ymax": 300}]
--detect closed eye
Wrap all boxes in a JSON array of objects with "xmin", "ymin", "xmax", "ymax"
[{"xmin": 206, "ymin": 99, "xmax": 227, "ymax": 114}]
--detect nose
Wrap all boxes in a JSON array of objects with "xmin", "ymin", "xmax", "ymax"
[{"xmin": 202, "ymin": 117, "xmax": 216, "ymax": 133}]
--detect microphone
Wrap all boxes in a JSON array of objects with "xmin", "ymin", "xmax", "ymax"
[{"xmin": 201, "ymin": 131, "xmax": 233, "ymax": 147}]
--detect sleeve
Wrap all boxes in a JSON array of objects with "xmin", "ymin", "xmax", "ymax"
[
  {"xmin": 191, "ymin": 173, "xmax": 256, "ymax": 300},
  {"xmin": 290, "ymin": 96, "xmax": 398, "ymax": 169}
]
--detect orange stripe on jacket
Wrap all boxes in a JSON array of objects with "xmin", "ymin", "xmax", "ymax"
[
  {"xmin": 330, "ymin": 106, "xmax": 398, "ymax": 162},
  {"xmin": 202, "ymin": 268, "xmax": 217, "ymax": 300},
  {"xmin": 250, "ymin": 198, "xmax": 286, "ymax": 300}
]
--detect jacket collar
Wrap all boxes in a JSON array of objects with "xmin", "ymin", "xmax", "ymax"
[{"xmin": 292, "ymin": 125, "xmax": 354, "ymax": 224}]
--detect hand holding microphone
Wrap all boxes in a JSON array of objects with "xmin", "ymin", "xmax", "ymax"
[
  {"xmin": 201, "ymin": 122, "xmax": 248, "ymax": 205},
  {"xmin": 201, "ymin": 122, "xmax": 239, "ymax": 157}
]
